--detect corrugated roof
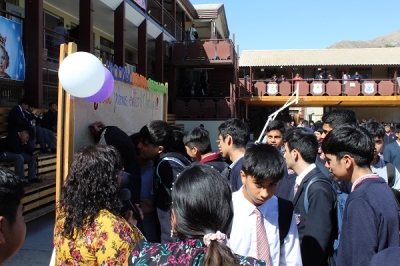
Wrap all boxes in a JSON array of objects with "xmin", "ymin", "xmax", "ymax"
[
  {"xmin": 193, "ymin": 3, "xmax": 223, "ymax": 10},
  {"xmin": 239, "ymin": 48, "xmax": 400, "ymax": 67},
  {"xmin": 193, "ymin": 3, "xmax": 223, "ymax": 18}
]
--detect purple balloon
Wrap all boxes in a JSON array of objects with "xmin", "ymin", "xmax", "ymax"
[{"xmin": 84, "ymin": 67, "xmax": 114, "ymax": 102}]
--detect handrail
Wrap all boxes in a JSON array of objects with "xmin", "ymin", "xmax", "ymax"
[
  {"xmin": 44, "ymin": 27, "xmax": 78, "ymax": 43},
  {"xmin": 0, "ymin": 9, "xmax": 24, "ymax": 21}
]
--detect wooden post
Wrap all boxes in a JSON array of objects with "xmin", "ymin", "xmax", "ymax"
[
  {"xmin": 55, "ymin": 42, "xmax": 77, "ymax": 212},
  {"xmin": 164, "ymin": 85, "xmax": 168, "ymax": 121}
]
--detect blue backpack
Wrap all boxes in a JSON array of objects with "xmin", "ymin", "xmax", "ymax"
[{"xmin": 304, "ymin": 177, "xmax": 348, "ymax": 263}]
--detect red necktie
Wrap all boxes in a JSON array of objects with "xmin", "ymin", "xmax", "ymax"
[
  {"xmin": 254, "ymin": 208, "xmax": 271, "ymax": 265},
  {"xmin": 293, "ymin": 183, "xmax": 299, "ymax": 198}
]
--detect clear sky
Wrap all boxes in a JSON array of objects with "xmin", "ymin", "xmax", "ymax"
[{"xmin": 191, "ymin": 0, "xmax": 399, "ymax": 54}]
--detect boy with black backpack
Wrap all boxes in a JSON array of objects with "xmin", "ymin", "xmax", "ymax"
[
  {"xmin": 230, "ymin": 144, "xmax": 302, "ymax": 265},
  {"xmin": 137, "ymin": 120, "xmax": 191, "ymax": 243},
  {"xmin": 323, "ymin": 126, "xmax": 399, "ymax": 266}
]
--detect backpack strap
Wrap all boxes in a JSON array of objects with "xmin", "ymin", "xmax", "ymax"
[
  {"xmin": 155, "ymin": 152, "xmax": 190, "ymax": 197},
  {"xmin": 304, "ymin": 177, "xmax": 335, "ymax": 214},
  {"xmin": 385, "ymin": 162, "xmax": 395, "ymax": 187},
  {"xmin": 278, "ymin": 197, "xmax": 294, "ymax": 246}
]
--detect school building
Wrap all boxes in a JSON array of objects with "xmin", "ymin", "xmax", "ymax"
[
  {"xmin": 0, "ymin": 0, "xmax": 237, "ymax": 120},
  {"xmin": 238, "ymin": 48, "xmax": 400, "ymax": 135}
]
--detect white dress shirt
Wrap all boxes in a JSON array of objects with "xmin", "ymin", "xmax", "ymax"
[
  {"xmin": 230, "ymin": 188, "xmax": 302, "ymax": 266},
  {"xmin": 294, "ymin": 163, "xmax": 316, "ymax": 189}
]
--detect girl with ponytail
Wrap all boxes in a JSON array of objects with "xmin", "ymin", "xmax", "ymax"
[{"xmin": 129, "ymin": 164, "xmax": 265, "ymax": 265}]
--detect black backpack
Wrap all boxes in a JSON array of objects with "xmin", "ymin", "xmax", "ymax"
[
  {"xmin": 385, "ymin": 162, "xmax": 400, "ymax": 209},
  {"xmin": 155, "ymin": 152, "xmax": 191, "ymax": 197}
]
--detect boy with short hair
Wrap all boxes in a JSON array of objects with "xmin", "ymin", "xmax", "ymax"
[
  {"xmin": 283, "ymin": 128, "xmax": 336, "ymax": 265},
  {"xmin": 363, "ymin": 120, "xmax": 400, "ymax": 190},
  {"xmin": 262, "ymin": 120, "xmax": 286, "ymax": 150},
  {"xmin": 322, "ymin": 126, "xmax": 399, "ymax": 266},
  {"xmin": 183, "ymin": 127, "xmax": 227, "ymax": 172},
  {"xmin": 0, "ymin": 167, "xmax": 26, "ymax": 264},
  {"xmin": 230, "ymin": 144, "xmax": 302, "ymax": 265},
  {"xmin": 217, "ymin": 118, "xmax": 249, "ymax": 192},
  {"xmin": 138, "ymin": 120, "xmax": 190, "ymax": 243}
]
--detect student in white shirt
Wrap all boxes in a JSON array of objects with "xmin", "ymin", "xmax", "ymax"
[{"xmin": 230, "ymin": 144, "xmax": 302, "ymax": 266}]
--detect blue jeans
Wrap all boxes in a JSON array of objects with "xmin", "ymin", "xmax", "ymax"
[
  {"xmin": 36, "ymin": 126, "xmax": 56, "ymax": 149},
  {"xmin": 0, "ymin": 152, "xmax": 37, "ymax": 180}
]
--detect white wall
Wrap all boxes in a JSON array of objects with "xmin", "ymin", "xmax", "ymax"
[{"xmin": 73, "ymin": 81, "xmax": 164, "ymax": 152}]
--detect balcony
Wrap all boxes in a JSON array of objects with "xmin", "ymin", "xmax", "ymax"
[
  {"xmin": 172, "ymin": 39, "xmax": 235, "ymax": 66},
  {"xmin": 239, "ymin": 78, "xmax": 400, "ymax": 107},
  {"xmin": 172, "ymin": 97, "xmax": 232, "ymax": 119}
]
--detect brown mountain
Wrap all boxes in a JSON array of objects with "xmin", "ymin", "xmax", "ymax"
[{"xmin": 327, "ymin": 30, "xmax": 400, "ymax": 49}]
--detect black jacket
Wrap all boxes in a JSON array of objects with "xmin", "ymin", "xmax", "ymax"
[
  {"xmin": 7, "ymin": 106, "xmax": 34, "ymax": 137},
  {"xmin": 0, "ymin": 130, "xmax": 34, "ymax": 155},
  {"xmin": 41, "ymin": 110, "xmax": 57, "ymax": 132}
]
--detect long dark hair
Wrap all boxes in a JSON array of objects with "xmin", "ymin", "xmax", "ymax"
[
  {"xmin": 58, "ymin": 145, "xmax": 124, "ymax": 239},
  {"xmin": 172, "ymin": 164, "xmax": 238, "ymax": 265}
]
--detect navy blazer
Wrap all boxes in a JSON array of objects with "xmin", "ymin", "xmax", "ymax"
[
  {"xmin": 383, "ymin": 141, "xmax": 400, "ymax": 172},
  {"xmin": 293, "ymin": 167, "xmax": 336, "ymax": 266},
  {"xmin": 229, "ymin": 157, "xmax": 244, "ymax": 192},
  {"xmin": 7, "ymin": 105, "xmax": 33, "ymax": 135}
]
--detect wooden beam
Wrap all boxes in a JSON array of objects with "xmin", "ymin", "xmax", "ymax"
[{"xmin": 56, "ymin": 42, "xmax": 77, "ymax": 214}]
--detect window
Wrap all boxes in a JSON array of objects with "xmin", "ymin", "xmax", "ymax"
[
  {"xmin": 100, "ymin": 36, "xmax": 114, "ymax": 53},
  {"xmin": 6, "ymin": 0, "xmax": 19, "ymax": 5},
  {"xmin": 125, "ymin": 49, "xmax": 135, "ymax": 65}
]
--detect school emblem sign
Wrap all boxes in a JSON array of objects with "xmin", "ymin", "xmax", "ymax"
[
  {"xmin": 312, "ymin": 82, "xmax": 323, "ymax": 95},
  {"xmin": 363, "ymin": 82, "xmax": 375, "ymax": 95},
  {"xmin": 267, "ymin": 83, "xmax": 277, "ymax": 95}
]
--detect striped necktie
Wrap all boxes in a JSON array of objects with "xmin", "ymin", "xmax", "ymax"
[{"xmin": 254, "ymin": 208, "xmax": 271, "ymax": 265}]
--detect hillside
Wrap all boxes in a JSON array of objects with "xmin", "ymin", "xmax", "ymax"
[{"xmin": 327, "ymin": 30, "xmax": 400, "ymax": 49}]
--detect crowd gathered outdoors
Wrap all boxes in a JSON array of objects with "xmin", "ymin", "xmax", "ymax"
[{"xmin": 1, "ymin": 101, "xmax": 400, "ymax": 265}]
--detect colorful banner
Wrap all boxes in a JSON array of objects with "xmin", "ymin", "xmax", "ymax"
[
  {"xmin": 73, "ymin": 81, "xmax": 164, "ymax": 152},
  {"xmin": 0, "ymin": 16, "xmax": 25, "ymax": 81}
]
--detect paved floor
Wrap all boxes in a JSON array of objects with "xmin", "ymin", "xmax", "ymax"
[{"xmin": 5, "ymin": 212, "xmax": 55, "ymax": 266}]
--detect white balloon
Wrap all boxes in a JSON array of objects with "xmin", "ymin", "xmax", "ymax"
[{"xmin": 58, "ymin": 52, "xmax": 105, "ymax": 98}]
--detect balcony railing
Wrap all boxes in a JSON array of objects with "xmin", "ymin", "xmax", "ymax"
[
  {"xmin": 172, "ymin": 97, "xmax": 232, "ymax": 119},
  {"xmin": 239, "ymin": 78, "xmax": 399, "ymax": 97},
  {"xmin": 172, "ymin": 39, "xmax": 235, "ymax": 63},
  {"xmin": 43, "ymin": 27, "xmax": 77, "ymax": 62}
]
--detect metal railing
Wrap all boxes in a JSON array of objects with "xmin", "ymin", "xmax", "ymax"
[
  {"xmin": 239, "ymin": 78, "xmax": 399, "ymax": 97},
  {"xmin": 172, "ymin": 39, "xmax": 236, "ymax": 62}
]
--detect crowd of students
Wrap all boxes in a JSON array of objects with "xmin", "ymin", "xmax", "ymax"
[{"xmin": 1, "ymin": 108, "xmax": 400, "ymax": 265}]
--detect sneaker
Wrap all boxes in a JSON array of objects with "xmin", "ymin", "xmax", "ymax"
[{"xmin": 28, "ymin": 178, "xmax": 43, "ymax": 183}]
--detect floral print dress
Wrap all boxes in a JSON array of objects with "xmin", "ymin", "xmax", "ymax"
[
  {"xmin": 53, "ymin": 209, "xmax": 144, "ymax": 266},
  {"xmin": 129, "ymin": 238, "xmax": 266, "ymax": 265}
]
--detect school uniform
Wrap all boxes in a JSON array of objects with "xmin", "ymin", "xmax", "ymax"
[
  {"xmin": 229, "ymin": 155, "xmax": 244, "ymax": 192},
  {"xmin": 383, "ymin": 141, "xmax": 400, "ymax": 173},
  {"xmin": 230, "ymin": 188, "xmax": 302, "ymax": 265},
  {"xmin": 337, "ymin": 177, "xmax": 399, "ymax": 266},
  {"xmin": 292, "ymin": 164, "xmax": 336, "ymax": 266},
  {"xmin": 275, "ymin": 167, "xmax": 297, "ymax": 201}
]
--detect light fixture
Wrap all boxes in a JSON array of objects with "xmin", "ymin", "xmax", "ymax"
[
  {"xmin": 260, "ymin": 68, "xmax": 264, "ymax": 71},
  {"xmin": 148, "ymin": 10, "xmax": 151, "ymax": 14},
  {"xmin": 164, "ymin": 24, "xmax": 167, "ymax": 27}
]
